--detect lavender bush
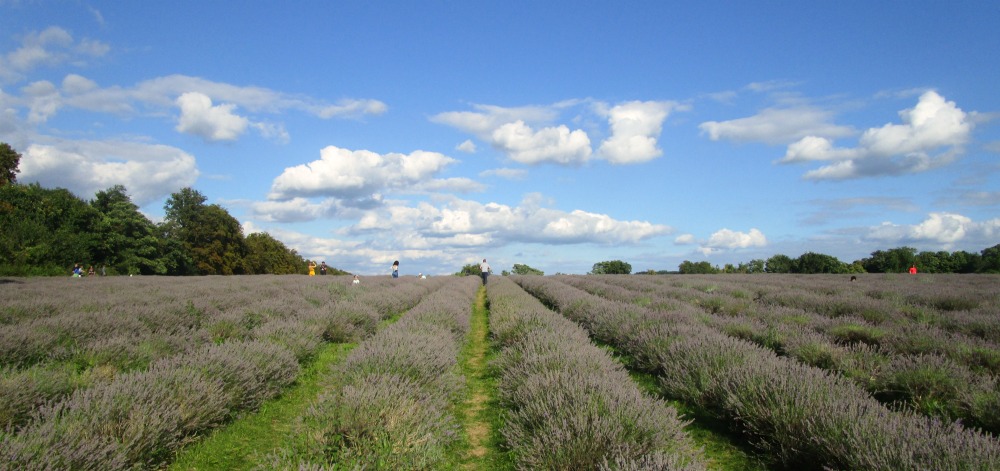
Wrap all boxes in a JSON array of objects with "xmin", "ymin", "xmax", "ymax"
[{"xmin": 488, "ymin": 277, "xmax": 705, "ymax": 470}]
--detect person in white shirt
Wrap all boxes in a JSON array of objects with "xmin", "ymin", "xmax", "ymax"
[{"xmin": 479, "ymin": 259, "xmax": 491, "ymax": 285}]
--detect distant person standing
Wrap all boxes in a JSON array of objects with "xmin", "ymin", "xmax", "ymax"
[
  {"xmin": 909, "ymin": 265, "xmax": 917, "ymax": 275},
  {"xmin": 392, "ymin": 260, "xmax": 399, "ymax": 278},
  {"xmin": 479, "ymin": 258, "xmax": 491, "ymax": 285},
  {"xmin": 308, "ymin": 261, "xmax": 316, "ymax": 276},
  {"xmin": 319, "ymin": 261, "xmax": 328, "ymax": 275}
]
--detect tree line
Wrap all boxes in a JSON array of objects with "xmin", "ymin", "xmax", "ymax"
[
  {"xmin": 673, "ymin": 246, "xmax": 1000, "ymax": 275},
  {"xmin": 1, "ymin": 142, "xmax": 344, "ymax": 276},
  {"xmin": 0, "ymin": 182, "xmax": 333, "ymax": 276}
]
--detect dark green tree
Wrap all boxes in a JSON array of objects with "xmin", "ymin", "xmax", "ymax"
[
  {"xmin": 91, "ymin": 185, "xmax": 164, "ymax": 275},
  {"xmin": 765, "ymin": 254, "xmax": 794, "ymax": 273},
  {"xmin": 981, "ymin": 244, "xmax": 1000, "ymax": 273},
  {"xmin": 455, "ymin": 263, "xmax": 480, "ymax": 276},
  {"xmin": 678, "ymin": 260, "xmax": 718, "ymax": 274},
  {"xmin": 794, "ymin": 252, "xmax": 848, "ymax": 274},
  {"xmin": 591, "ymin": 260, "xmax": 632, "ymax": 274},
  {"xmin": 511, "ymin": 263, "xmax": 544, "ymax": 275},
  {"xmin": 0, "ymin": 183, "xmax": 99, "ymax": 275},
  {"xmin": 245, "ymin": 232, "xmax": 307, "ymax": 274},
  {"xmin": 862, "ymin": 247, "xmax": 917, "ymax": 273},
  {"xmin": 0, "ymin": 142, "xmax": 21, "ymax": 186},
  {"xmin": 162, "ymin": 187, "xmax": 247, "ymax": 275}
]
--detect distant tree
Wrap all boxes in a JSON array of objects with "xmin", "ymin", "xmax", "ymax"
[
  {"xmin": 678, "ymin": 260, "xmax": 717, "ymax": 274},
  {"xmin": 162, "ymin": 187, "xmax": 247, "ymax": 275},
  {"xmin": 91, "ymin": 185, "xmax": 164, "ymax": 275},
  {"xmin": 0, "ymin": 142, "xmax": 21, "ymax": 186},
  {"xmin": 981, "ymin": 244, "xmax": 1000, "ymax": 273},
  {"xmin": 511, "ymin": 263, "xmax": 544, "ymax": 275},
  {"xmin": 591, "ymin": 260, "xmax": 632, "ymax": 275},
  {"xmin": 455, "ymin": 263, "xmax": 480, "ymax": 276},
  {"xmin": 794, "ymin": 252, "xmax": 847, "ymax": 274},
  {"xmin": 741, "ymin": 259, "xmax": 766, "ymax": 274},
  {"xmin": 0, "ymin": 183, "xmax": 99, "ymax": 275},
  {"xmin": 862, "ymin": 247, "xmax": 917, "ymax": 273},
  {"xmin": 765, "ymin": 254, "xmax": 794, "ymax": 273},
  {"xmin": 244, "ymin": 232, "xmax": 306, "ymax": 274},
  {"xmin": 949, "ymin": 250, "xmax": 982, "ymax": 273}
]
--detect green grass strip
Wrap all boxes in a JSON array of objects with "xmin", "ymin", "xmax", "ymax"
[
  {"xmin": 168, "ymin": 342, "xmax": 355, "ymax": 470},
  {"xmin": 454, "ymin": 286, "xmax": 513, "ymax": 470}
]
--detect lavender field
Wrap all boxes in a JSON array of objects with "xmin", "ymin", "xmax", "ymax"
[{"xmin": 1, "ymin": 273, "xmax": 998, "ymax": 470}]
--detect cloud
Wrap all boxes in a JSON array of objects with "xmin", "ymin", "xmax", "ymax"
[
  {"xmin": 2, "ymin": 71, "xmax": 387, "ymax": 138},
  {"xmin": 866, "ymin": 212, "xmax": 1000, "ymax": 247},
  {"xmin": 433, "ymin": 100, "xmax": 680, "ymax": 166},
  {"xmin": 267, "ymin": 145, "xmax": 459, "ymax": 200},
  {"xmin": 0, "ymin": 27, "xmax": 108, "ymax": 83},
  {"xmin": 780, "ymin": 91, "xmax": 972, "ymax": 179},
  {"xmin": 674, "ymin": 233, "xmax": 695, "ymax": 244},
  {"xmin": 17, "ymin": 139, "xmax": 198, "ymax": 205},
  {"xmin": 491, "ymin": 120, "xmax": 592, "ymax": 165},
  {"xmin": 175, "ymin": 92, "xmax": 249, "ymax": 141},
  {"xmin": 698, "ymin": 228, "xmax": 767, "ymax": 255},
  {"xmin": 346, "ymin": 194, "xmax": 672, "ymax": 246},
  {"xmin": 597, "ymin": 100, "xmax": 677, "ymax": 164},
  {"xmin": 456, "ymin": 139, "xmax": 476, "ymax": 153},
  {"xmin": 479, "ymin": 167, "xmax": 527, "ymax": 180},
  {"xmin": 700, "ymin": 106, "xmax": 854, "ymax": 145}
]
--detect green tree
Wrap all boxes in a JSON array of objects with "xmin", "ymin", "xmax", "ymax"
[
  {"xmin": 981, "ymin": 244, "xmax": 1000, "ymax": 273},
  {"xmin": 678, "ymin": 260, "xmax": 718, "ymax": 274},
  {"xmin": 244, "ymin": 232, "xmax": 306, "ymax": 274},
  {"xmin": 794, "ymin": 252, "xmax": 847, "ymax": 274},
  {"xmin": 591, "ymin": 260, "xmax": 632, "ymax": 274},
  {"xmin": 0, "ymin": 183, "xmax": 99, "ymax": 275},
  {"xmin": 862, "ymin": 247, "xmax": 917, "ymax": 273},
  {"xmin": 162, "ymin": 187, "xmax": 247, "ymax": 275},
  {"xmin": 511, "ymin": 263, "xmax": 544, "ymax": 275},
  {"xmin": 91, "ymin": 185, "xmax": 164, "ymax": 275},
  {"xmin": 0, "ymin": 142, "xmax": 21, "ymax": 186},
  {"xmin": 765, "ymin": 254, "xmax": 794, "ymax": 273},
  {"xmin": 455, "ymin": 263, "xmax": 480, "ymax": 276}
]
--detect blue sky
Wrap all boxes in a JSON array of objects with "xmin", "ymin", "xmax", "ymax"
[{"xmin": 2, "ymin": 1, "xmax": 998, "ymax": 275}]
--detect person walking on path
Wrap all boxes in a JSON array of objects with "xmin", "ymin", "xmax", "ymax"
[
  {"xmin": 479, "ymin": 258, "xmax": 491, "ymax": 285},
  {"xmin": 392, "ymin": 260, "xmax": 399, "ymax": 278}
]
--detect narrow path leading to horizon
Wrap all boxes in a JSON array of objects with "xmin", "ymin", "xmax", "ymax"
[{"xmin": 458, "ymin": 286, "xmax": 499, "ymax": 469}]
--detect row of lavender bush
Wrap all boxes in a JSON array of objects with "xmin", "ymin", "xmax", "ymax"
[
  {"xmin": 265, "ymin": 276, "xmax": 480, "ymax": 469},
  {"xmin": 558, "ymin": 274, "xmax": 1000, "ymax": 435},
  {"xmin": 0, "ymin": 276, "xmax": 439, "ymax": 431},
  {"xmin": 486, "ymin": 276, "xmax": 706, "ymax": 470},
  {"xmin": 514, "ymin": 275, "xmax": 1000, "ymax": 470},
  {"xmin": 0, "ymin": 275, "xmax": 443, "ymax": 469}
]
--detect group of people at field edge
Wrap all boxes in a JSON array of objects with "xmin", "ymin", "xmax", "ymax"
[
  {"xmin": 305, "ymin": 257, "xmax": 492, "ymax": 285},
  {"xmin": 307, "ymin": 261, "xmax": 330, "ymax": 276},
  {"xmin": 71, "ymin": 263, "xmax": 104, "ymax": 277}
]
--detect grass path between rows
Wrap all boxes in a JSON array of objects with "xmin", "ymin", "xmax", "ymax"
[
  {"xmin": 168, "ymin": 342, "xmax": 355, "ymax": 470},
  {"xmin": 456, "ymin": 286, "xmax": 510, "ymax": 470}
]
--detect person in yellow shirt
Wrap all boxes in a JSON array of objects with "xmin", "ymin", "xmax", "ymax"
[{"xmin": 308, "ymin": 261, "xmax": 316, "ymax": 276}]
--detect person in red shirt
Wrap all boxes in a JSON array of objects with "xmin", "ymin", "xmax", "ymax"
[{"xmin": 909, "ymin": 265, "xmax": 917, "ymax": 274}]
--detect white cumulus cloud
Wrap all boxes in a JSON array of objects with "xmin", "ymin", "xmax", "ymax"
[
  {"xmin": 346, "ymin": 195, "xmax": 672, "ymax": 246},
  {"xmin": 698, "ymin": 228, "xmax": 767, "ymax": 255},
  {"xmin": 491, "ymin": 120, "xmax": 592, "ymax": 165},
  {"xmin": 268, "ymin": 145, "xmax": 458, "ymax": 201},
  {"xmin": 17, "ymin": 139, "xmax": 198, "ymax": 205},
  {"xmin": 597, "ymin": 100, "xmax": 677, "ymax": 164},
  {"xmin": 866, "ymin": 212, "xmax": 999, "ymax": 247},
  {"xmin": 175, "ymin": 92, "xmax": 249, "ymax": 141},
  {"xmin": 780, "ymin": 91, "xmax": 972, "ymax": 179}
]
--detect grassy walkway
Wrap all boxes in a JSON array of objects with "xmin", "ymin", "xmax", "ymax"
[
  {"xmin": 456, "ymin": 286, "xmax": 510, "ymax": 470},
  {"xmin": 168, "ymin": 343, "xmax": 354, "ymax": 470}
]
